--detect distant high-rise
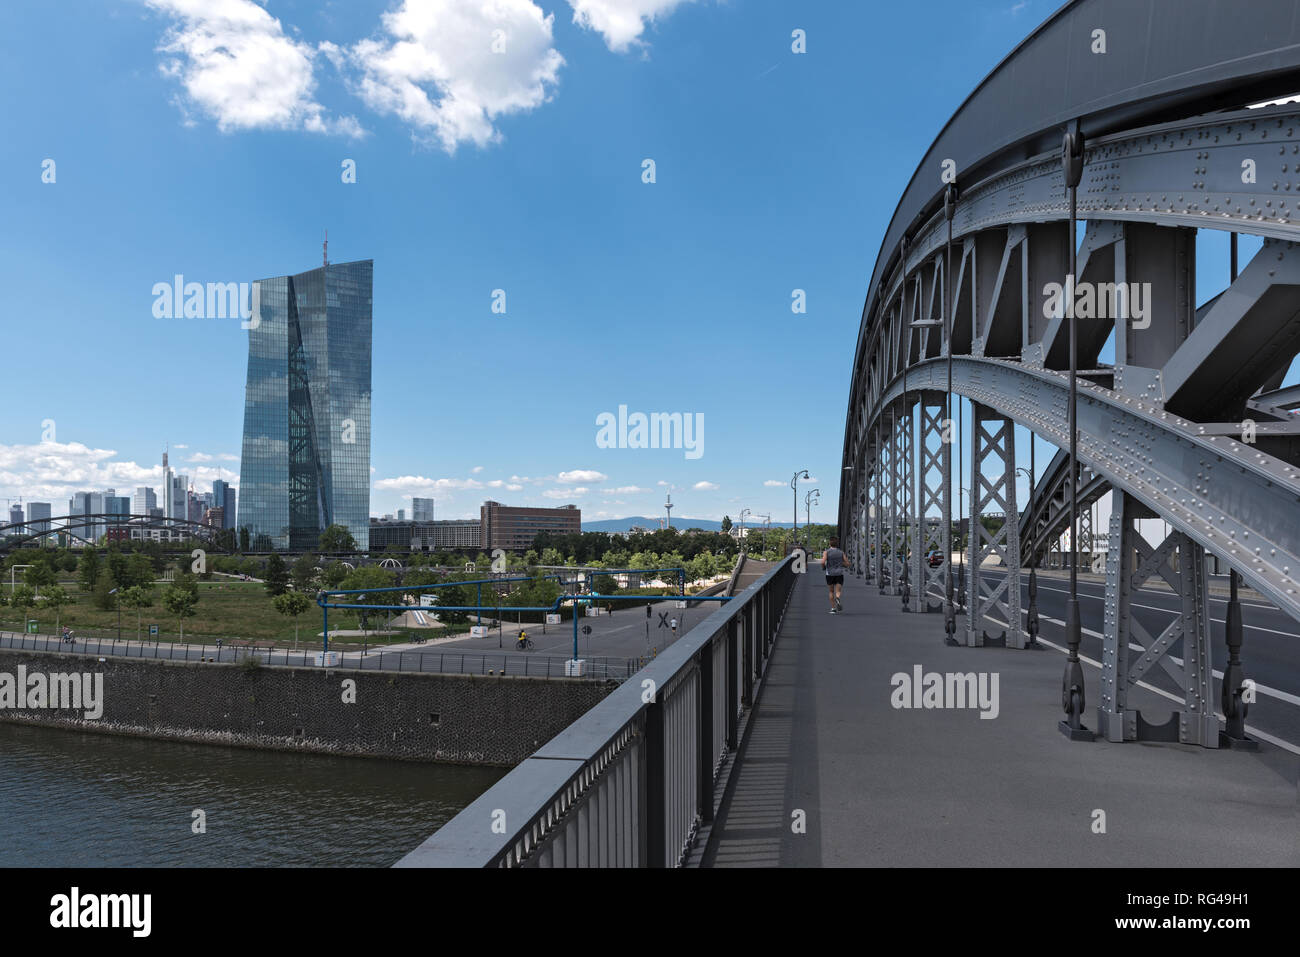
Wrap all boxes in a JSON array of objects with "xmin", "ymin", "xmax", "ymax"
[
  {"xmin": 134, "ymin": 487, "xmax": 157, "ymax": 515},
  {"xmin": 27, "ymin": 502, "xmax": 51, "ymax": 534},
  {"xmin": 238, "ymin": 258, "xmax": 372, "ymax": 550},
  {"xmin": 411, "ymin": 497, "xmax": 434, "ymax": 523},
  {"xmin": 213, "ymin": 480, "xmax": 236, "ymax": 530},
  {"xmin": 8, "ymin": 504, "xmax": 22, "ymax": 527}
]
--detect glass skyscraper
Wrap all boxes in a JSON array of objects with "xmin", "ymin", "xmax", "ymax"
[{"xmin": 237, "ymin": 259, "xmax": 372, "ymax": 551}]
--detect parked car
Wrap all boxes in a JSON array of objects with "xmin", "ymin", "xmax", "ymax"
[{"xmin": 926, "ymin": 550, "xmax": 944, "ymax": 567}]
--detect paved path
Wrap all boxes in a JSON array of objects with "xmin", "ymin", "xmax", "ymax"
[{"xmin": 704, "ymin": 571, "xmax": 1299, "ymax": 867}]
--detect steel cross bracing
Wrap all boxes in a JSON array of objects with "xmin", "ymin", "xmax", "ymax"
[
  {"xmin": 1098, "ymin": 490, "xmax": 1218, "ymax": 746},
  {"xmin": 965, "ymin": 404, "xmax": 1024, "ymax": 647},
  {"xmin": 918, "ymin": 393, "xmax": 949, "ymax": 612},
  {"xmin": 878, "ymin": 417, "xmax": 898, "ymax": 594},
  {"xmin": 869, "ymin": 356, "xmax": 1300, "ymax": 626},
  {"xmin": 895, "ymin": 401, "xmax": 915, "ymax": 608}
]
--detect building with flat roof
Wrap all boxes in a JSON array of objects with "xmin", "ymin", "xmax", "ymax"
[
  {"xmin": 237, "ymin": 258, "xmax": 372, "ymax": 550},
  {"xmin": 369, "ymin": 518, "xmax": 482, "ymax": 551},
  {"xmin": 481, "ymin": 501, "xmax": 580, "ymax": 551}
]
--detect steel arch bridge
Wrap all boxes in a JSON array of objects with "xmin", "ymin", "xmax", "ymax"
[
  {"xmin": 839, "ymin": 0, "xmax": 1300, "ymax": 748},
  {"xmin": 0, "ymin": 513, "xmax": 226, "ymax": 552}
]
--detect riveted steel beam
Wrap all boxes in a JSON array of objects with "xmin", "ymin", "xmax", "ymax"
[{"xmin": 874, "ymin": 356, "xmax": 1300, "ymax": 625}]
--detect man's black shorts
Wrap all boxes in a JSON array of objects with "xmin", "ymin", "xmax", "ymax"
[{"xmin": 826, "ymin": 574, "xmax": 844, "ymax": 586}]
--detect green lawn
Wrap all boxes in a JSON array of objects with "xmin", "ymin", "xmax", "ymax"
[{"xmin": 0, "ymin": 578, "xmax": 451, "ymax": 648}]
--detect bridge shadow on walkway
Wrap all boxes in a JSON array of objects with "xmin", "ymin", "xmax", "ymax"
[{"xmin": 703, "ymin": 570, "xmax": 1299, "ymax": 867}]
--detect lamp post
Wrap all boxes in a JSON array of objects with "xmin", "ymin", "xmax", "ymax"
[
  {"xmin": 739, "ymin": 508, "xmax": 752, "ymax": 554},
  {"xmin": 791, "ymin": 470, "xmax": 809, "ymax": 549},
  {"xmin": 1015, "ymin": 466, "xmax": 1041, "ymax": 648},
  {"xmin": 804, "ymin": 489, "xmax": 820, "ymax": 531},
  {"xmin": 1060, "ymin": 121, "xmax": 1093, "ymax": 740},
  {"xmin": 109, "ymin": 587, "xmax": 121, "ymax": 641},
  {"xmin": 959, "ymin": 486, "xmax": 971, "ymax": 604}
]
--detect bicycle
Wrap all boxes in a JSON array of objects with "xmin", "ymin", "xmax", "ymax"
[{"xmin": 516, "ymin": 632, "xmax": 534, "ymax": 651}]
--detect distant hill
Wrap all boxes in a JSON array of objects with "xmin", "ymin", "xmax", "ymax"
[{"xmin": 582, "ymin": 516, "xmax": 797, "ymax": 533}]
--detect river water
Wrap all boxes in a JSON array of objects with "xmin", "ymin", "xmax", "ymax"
[{"xmin": 0, "ymin": 723, "xmax": 505, "ymax": 867}]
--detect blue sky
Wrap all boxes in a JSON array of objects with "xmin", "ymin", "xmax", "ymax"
[{"xmin": 1, "ymin": 0, "xmax": 1281, "ymax": 529}]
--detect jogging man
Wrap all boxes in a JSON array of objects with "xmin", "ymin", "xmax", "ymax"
[{"xmin": 822, "ymin": 537, "xmax": 847, "ymax": 613}]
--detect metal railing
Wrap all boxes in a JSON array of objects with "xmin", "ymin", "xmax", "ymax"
[
  {"xmin": 0, "ymin": 631, "xmax": 635, "ymax": 681},
  {"xmin": 395, "ymin": 554, "xmax": 798, "ymax": 868}
]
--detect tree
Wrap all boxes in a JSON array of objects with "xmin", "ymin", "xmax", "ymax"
[
  {"xmin": 126, "ymin": 553, "xmax": 155, "ymax": 589},
  {"xmin": 321, "ymin": 560, "xmax": 350, "ymax": 588},
  {"xmin": 120, "ymin": 585, "xmax": 154, "ymax": 640},
  {"xmin": 338, "ymin": 566, "xmax": 396, "ymax": 634},
  {"xmin": 78, "ymin": 549, "xmax": 100, "ymax": 590},
  {"xmin": 721, "ymin": 515, "xmax": 733, "ymax": 535},
  {"xmin": 41, "ymin": 585, "xmax": 70, "ymax": 633},
  {"xmin": 264, "ymin": 553, "xmax": 289, "ymax": 596},
  {"xmin": 319, "ymin": 524, "xmax": 358, "ymax": 553},
  {"xmin": 92, "ymin": 573, "xmax": 118, "ymax": 611},
  {"xmin": 238, "ymin": 526, "xmax": 250, "ymax": 552},
  {"xmin": 290, "ymin": 553, "xmax": 319, "ymax": 593},
  {"xmin": 273, "ymin": 591, "xmax": 313, "ymax": 647},
  {"xmin": 162, "ymin": 585, "xmax": 199, "ymax": 640},
  {"xmin": 10, "ymin": 585, "xmax": 37, "ymax": 629},
  {"xmin": 24, "ymin": 562, "xmax": 56, "ymax": 593}
]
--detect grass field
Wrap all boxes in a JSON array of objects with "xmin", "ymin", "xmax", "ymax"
[{"xmin": 0, "ymin": 578, "xmax": 453, "ymax": 648}]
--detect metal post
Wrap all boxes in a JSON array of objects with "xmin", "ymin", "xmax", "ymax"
[
  {"xmin": 1060, "ymin": 122, "xmax": 1093, "ymax": 740},
  {"xmin": 1220, "ymin": 231, "xmax": 1256, "ymax": 749}
]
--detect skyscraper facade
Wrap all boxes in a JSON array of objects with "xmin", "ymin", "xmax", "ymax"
[
  {"xmin": 411, "ymin": 497, "xmax": 434, "ymax": 523},
  {"xmin": 27, "ymin": 502, "xmax": 51, "ymax": 533},
  {"xmin": 238, "ymin": 259, "xmax": 372, "ymax": 551},
  {"xmin": 213, "ymin": 480, "xmax": 236, "ymax": 530},
  {"xmin": 134, "ymin": 487, "xmax": 157, "ymax": 515}
]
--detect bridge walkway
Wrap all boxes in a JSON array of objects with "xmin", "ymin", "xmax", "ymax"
[{"xmin": 702, "ymin": 570, "xmax": 1298, "ymax": 867}]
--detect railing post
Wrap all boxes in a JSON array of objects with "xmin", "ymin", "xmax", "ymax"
[
  {"xmin": 725, "ymin": 618, "xmax": 738, "ymax": 750},
  {"xmin": 740, "ymin": 607, "xmax": 752, "ymax": 708},
  {"xmin": 644, "ymin": 696, "xmax": 666, "ymax": 867},
  {"xmin": 697, "ymin": 644, "xmax": 714, "ymax": 824}
]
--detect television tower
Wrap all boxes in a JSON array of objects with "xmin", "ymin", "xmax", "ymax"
[{"xmin": 664, "ymin": 492, "xmax": 673, "ymax": 529}]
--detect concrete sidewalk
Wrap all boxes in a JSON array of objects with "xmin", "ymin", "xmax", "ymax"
[{"xmin": 704, "ymin": 571, "xmax": 1299, "ymax": 867}]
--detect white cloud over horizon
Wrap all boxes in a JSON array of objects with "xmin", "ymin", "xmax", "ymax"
[
  {"xmin": 567, "ymin": 0, "xmax": 697, "ymax": 53},
  {"xmin": 147, "ymin": 0, "xmax": 364, "ymax": 136},
  {"xmin": 348, "ymin": 0, "xmax": 565, "ymax": 153}
]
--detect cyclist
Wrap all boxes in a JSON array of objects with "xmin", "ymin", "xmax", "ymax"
[{"xmin": 516, "ymin": 629, "xmax": 530, "ymax": 651}]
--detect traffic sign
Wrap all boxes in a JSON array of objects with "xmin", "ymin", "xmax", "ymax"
[{"xmin": 149, "ymin": 624, "xmax": 159, "ymax": 636}]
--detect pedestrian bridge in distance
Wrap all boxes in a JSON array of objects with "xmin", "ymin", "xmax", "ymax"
[{"xmin": 397, "ymin": 0, "xmax": 1300, "ymax": 866}]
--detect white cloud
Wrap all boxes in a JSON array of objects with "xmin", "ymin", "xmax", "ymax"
[
  {"xmin": 558, "ymin": 469, "xmax": 607, "ymax": 483},
  {"xmin": 602, "ymin": 485, "xmax": 647, "ymax": 494},
  {"xmin": 0, "ymin": 441, "xmax": 237, "ymax": 506},
  {"xmin": 568, "ymin": 0, "xmax": 696, "ymax": 53},
  {"xmin": 147, "ymin": 0, "xmax": 363, "ymax": 136},
  {"xmin": 763, "ymin": 479, "xmax": 784, "ymax": 487},
  {"xmin": 506, "ymin": 483, "xmax": 523, "ymax": 491},
  {"xmin": 373, "ymin": 474, "xmax": 484, "ymax": 493},
  {"xmin": 542, "ymin": 487, "xmax": 587, "ymax": 499},
  {"xmin": 349, "ymin": 0, "xmax": 564, "ymax": 153},
  {"xmin": 692, "ymin": 480, "xmax": 718, "ymax": 491},
  {"xmin": 471, "ymin": 465, "xmax": 484, "ymax": 473},
  {"xmin": 186, "ymin": 451, "xmax": 239, "ymax": 464}
]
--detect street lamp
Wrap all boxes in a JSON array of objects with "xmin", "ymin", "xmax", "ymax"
[
  {"xmin": 791, "ymin": 470, "xmax": 809, "ymax": 549},
  {"xmin": 1015, "ymin": 466, "xmax": 1041, "ymax": 648},
  {"xmin": 804, "ymin": 489, "xmax": 820, "ymax": 530},
  {"xmin": 739, "ymin": 508, "xmax": 752, "ymax": 553},
  {"xmin": 108, "ymin": 587, "xmax": 121, "ymax": 641},
  {"xmin": 1060, "ymin": 121, "xmax": 1093, "ymax": 740}
]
